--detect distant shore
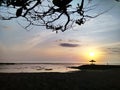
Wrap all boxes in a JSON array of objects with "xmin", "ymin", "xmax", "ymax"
[
  {"xmin": 69, "ymin": 64, "xmax": 120, "ymax": 70},
  {"xmin": 0, "ymin": 69, "xmax": 120, "ymax": 90}
]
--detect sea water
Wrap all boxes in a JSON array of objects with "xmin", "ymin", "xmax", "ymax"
[{"xmin": 0, "ymin": 63, "xmax": 82, "ymax": 73}]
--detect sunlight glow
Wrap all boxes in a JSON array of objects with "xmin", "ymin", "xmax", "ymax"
[
  {"xmin": 89, "ymin": 52, "xmax": 95, "ymax": 57},
  {"xmin": 79, "ymin": 47, "xmax": 105, "ymax": 64}
]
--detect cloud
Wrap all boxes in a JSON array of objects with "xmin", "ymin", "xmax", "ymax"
[
  {"xmin": 59, "ymin": 43, "xmax": 79, "ymax": 47},
  {"xmin": 0, "ymin": 25, "xmax": 13, "ymax": 30},
  {"xmin": 100, "ymin": 42, "xmax": 120, "ymax": 55},
  {"xmin": 106, "ymin": 47, "xmax": 120, "ymax": 54},
  {"xmin": 55, "ymin": 39, "xmax": 80, "ymax": 42}
]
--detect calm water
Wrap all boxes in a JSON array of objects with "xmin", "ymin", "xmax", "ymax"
[{"xmin": 0, "ymin": 63, "xmax": 82, "ymax": 73}]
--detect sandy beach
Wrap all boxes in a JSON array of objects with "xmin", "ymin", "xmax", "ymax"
[{"xmin": 0, "ymin": 70, "xmax": 120, "ymax": 90}]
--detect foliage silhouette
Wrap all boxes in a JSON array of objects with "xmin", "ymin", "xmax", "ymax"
[{"xmin": 0, "ymin": 0, "xmax": 119, "ymax": 32}]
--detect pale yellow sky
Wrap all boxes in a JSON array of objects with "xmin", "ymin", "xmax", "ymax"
[{"xmin": 0, "ymin": 0, "xmax": 120, "ymax": 64}]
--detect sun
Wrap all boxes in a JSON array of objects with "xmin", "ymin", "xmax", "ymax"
[
  {"xmin": 89, "ymin": 52, "xmax": 95, "ymax": 57},
  {"xmin": 79, "ymin": 47, "xmax": 104, "ymax": 63}
]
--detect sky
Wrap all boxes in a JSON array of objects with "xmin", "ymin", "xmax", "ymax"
[{"xmin": 0, "ymin": 0, "xmax": 120, "ymax": 64}]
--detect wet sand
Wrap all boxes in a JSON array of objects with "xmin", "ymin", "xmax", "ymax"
[{"xmin": 0, "ymin": 70, "xmax": 120, "ymax": 90}]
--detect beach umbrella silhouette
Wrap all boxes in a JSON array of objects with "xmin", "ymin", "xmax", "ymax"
[{"xmin": 89, "ymin": 60, "xmax": 96, "ymax": 65}]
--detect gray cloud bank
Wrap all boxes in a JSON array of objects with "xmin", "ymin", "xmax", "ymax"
[{"xmin": 59, "ymin": 43, "xmax": 79, "ymax": 47}]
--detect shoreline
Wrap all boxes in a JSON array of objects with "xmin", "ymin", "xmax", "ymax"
[{"xmin": 0, "ymin": 70, "xmax": 120, "ymax": 90}]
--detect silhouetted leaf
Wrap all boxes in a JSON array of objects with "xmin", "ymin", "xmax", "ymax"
[
  {"xmin": 115, "ymin": 0, "xmax": 120, "ymax": 2},
  {"xmin": 16, "ymin": 8, "xmax": 23, "ymax": 17},
  {"xmin": 76, "ymin": 18, "xmax": 85, "ymax": 25},
  {"xmin": 52, "ymin": 0, "xmax": 72, "ymax": 7}
]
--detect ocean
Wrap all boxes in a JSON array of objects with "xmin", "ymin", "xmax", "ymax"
[{"xmin": 0, "ymin": 63, "xmax": 82, "ymax": 73}]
